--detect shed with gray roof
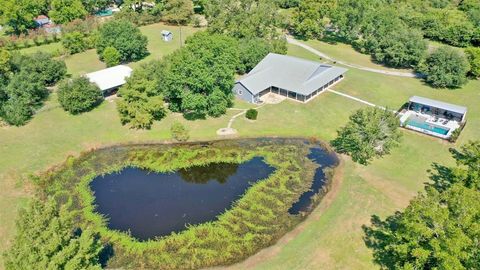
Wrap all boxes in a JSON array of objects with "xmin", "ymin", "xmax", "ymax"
[{"xmin": 233, "ymin": 53, "xmax": 348, "ymax": 103}]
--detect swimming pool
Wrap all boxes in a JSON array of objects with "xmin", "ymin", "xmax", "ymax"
[{"xmin": 406, "ymin": 117, "xmax": 449, "ymax": 136}]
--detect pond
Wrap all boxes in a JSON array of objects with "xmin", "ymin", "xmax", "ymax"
[
  {"xmin": 90, "ymin": 157, "xmax": 275, "ymax": 241},
  {"xmin": 288, "ymin": 147, "xmax": 339, "ymax": 214}
]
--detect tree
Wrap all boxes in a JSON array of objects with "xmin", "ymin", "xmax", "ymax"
[
  {"xmin": 170, "ymin": 121, "xmax": 189, "ymax": 142},
  {"xmin": 3, "ymin": 198, "xmax": 103, "ymax": 269},
  {"xmin": 357, "ymin": 7, "xmax": 428, "ymax": 68},
  {"xmin": 0, "ymin": 0, "xmax": 45, "ymax": 35},
  {"xmin": 57, "ymin": 77, "xmax": 103, "ymax": 114},
  {"xmin": 162, "ymin": 0, "xmax": 194, "ymax": 25},
  {"xmin": 117, "ymin": 62, "xmax": 166, "ymax": 129},
  {"xmin": 102, "ymin": 46, "xmax": 121, "ymax": 67},
  {"xmin": 330, "ymin": 0, "xmax": 382, "ymax": 42},
  {"xmin": 275, "ymin": 0, "xmax": 300, "ymax": 8},
  {"xmin": 291, "ymin": 0, "xmax": 335, "ymax": 39},
  {"xmin": 364, "ymin": 184, "xmax": 480, "ymax": 270},
  {"xmin": 421, "ymin": 9, "xmax": 477, "ymax": 47},
  {"xmin": 0, "ymin": 49, "xmax": 12, "ymax": 76},
  {"xmin": 81, "ymin": 0, "xmax": 111, "ymax": 13},
  {"xmin": 331, "ymin": 107, "xmax": 401, "ymax": 165},
  {"xmin": 10, "ymin": 52, "xmax": 67, "ymax": 86},
  {"xmin": 49, "ymin": 0, "xmax": 88, "ymax": 25},
  {"xmin": 419, "ymin": 46, "xmax": 470, "ymax": 88},
  {"xmin": 369, "ymin": 26, "xmax": 427, "ymax": 68},
  {"xmin": 431, "ymin": 141, "xmax": 480, "ymax": 191},
  {"xmin": 205, "ymin": 0, "xmax": 281, "ymax": 39},
  {"xmin": 237, "ymin": 38, "xmax": 271, "ymax": 74},
  {"xmin": 465, "ymin": 47, "xmax": 480, "ymax": 77},
  {"xmin": 62, "ymin": 31, "xmax": 88, "ymax": 54},
  {"xmin": 1, "ymin": 72, "xmax": 48, "ymax": 126},
  {"xmin": 159, "ymin": 32, "xmax": 239, "ymax": 117},
  {"xmin": 96, "ymin": 19, "xmax": 149, "ymax": 62}
]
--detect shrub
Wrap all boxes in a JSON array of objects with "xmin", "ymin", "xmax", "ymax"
[
  {"xmin": 332, "ymin": 107, "xmax": 401, "ymax": 165},
  {"xmin": 245, "ymin": 108, "xmax": 258, "ymax": 120},
  {"xmin": 465, "ymin": 47, "xmax": 480, "ymax": 78},
  {"xmin": 170, "ymin": 121, "xmax": 190, "ymax": 141},
  {"xmin": 96, "ymin": 19, "xmax": 149, "ymax": 62},
  {"xmin": 62, "ymin": 31, "xmax": 87, "ymax": 54},
  {"xmin": 57, "ymin": 77, "xmax": 103, "ymax": 114},
  {"xmin": 1, "ymin": 97, "xmax": 33, "ymax": 126},
  {"xmin": 102, "ymin": 46, "xmax": 121, "ymax": 67}
]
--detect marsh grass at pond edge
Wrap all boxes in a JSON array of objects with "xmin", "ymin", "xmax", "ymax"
[{"xmin": 28, "ymin": 138, "xmax": 339, "ymax": 269}]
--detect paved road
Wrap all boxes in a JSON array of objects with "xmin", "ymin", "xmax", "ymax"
[{"xmin": 287, "ymin": 37, "xmax": 423, "ymax": 78}]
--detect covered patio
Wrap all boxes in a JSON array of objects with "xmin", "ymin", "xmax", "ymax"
[{"xmin": 399, "ymin": 96, "xmax": 467, "ymax": 139}]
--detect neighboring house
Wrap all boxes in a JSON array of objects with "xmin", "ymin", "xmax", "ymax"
[
  {"xmin": 233, "ymin": 53, "xmax": 348, "ymax": 104},
  {"xmin": 161, "ymin": 30, "xmax": 173, "ymax": 42},
  {"xmin": 399, "ymin": 96, "xmax": 467, "ymax": 139},
  {"xmin": 34, "ymin": 15, "xmax": 51, "ymax": 27},
  {"xmin": 85, "ymin": 65, "xmax": 133, "ymax": 96}
]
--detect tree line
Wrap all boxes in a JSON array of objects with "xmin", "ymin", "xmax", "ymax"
[{"xmin": 291, "ymin": 0, "xmax": 480, "ymax": 88}]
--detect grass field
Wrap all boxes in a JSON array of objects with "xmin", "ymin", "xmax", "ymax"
[
  {"xmin": 303, "ymin": 39, "xmax": 413, "ymax": 73},
  {"xmin": 0, "ymin": 42, "xmax": 478, "ymax": 269},
  {"xmin": 18, "ymin": 23, "xmax": 201, "ymax": 76}
]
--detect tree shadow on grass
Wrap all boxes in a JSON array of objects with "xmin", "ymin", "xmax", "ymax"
[
  {"xmin": 426, "ymin": 162, "xmax": 455, "ymax": 192},
  {"xmin": 183, "ymin": 111, "xmax": 206, "ymax": 121},
  {"xmin": 362, "ymin": 214, "xmax": 401, "ymax": 270}
]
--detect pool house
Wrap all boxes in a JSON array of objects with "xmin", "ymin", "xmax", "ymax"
[
  {"xmin": 233, "ymin": 53, "xmax": 348, "ymax": 104},
  {"xmin": 400, "ymin": 96, "xmax": 467, "ymax": 139}
]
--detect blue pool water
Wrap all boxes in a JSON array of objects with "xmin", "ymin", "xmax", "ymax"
[{"xmin": 407, "ymin": 118, "xmax": 449, "ymax": 135}]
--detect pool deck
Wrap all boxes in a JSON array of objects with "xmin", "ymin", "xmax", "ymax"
[{"xmin": 400, "ymin": 110, "xmax": 461, "ymax": 139}]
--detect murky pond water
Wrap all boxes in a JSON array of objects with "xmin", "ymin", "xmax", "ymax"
[
  {"xmin": 90, "ymin": 157, "xmax": 275, "ymax": 240},
  {"xmin": 288, "ymin": 147, "xmax": 339, "ymax": 214}
]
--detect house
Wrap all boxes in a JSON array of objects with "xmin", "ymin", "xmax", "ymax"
[
  {"xmin": 399, "ymin": 96, "xmax": 467, "ymax": 139},
  {"xmin": 85, "ymin": 65, "xmax": 133, "ymax": 96},
  {"xmin": 34, "ymin": 15, "xmax": 51, "ymax": 27},
  {"xmin": 161, "ymin": 30, "xmax": 173, "ymax": 42},
  {"xmin": 233, "ymin": 53, "xmax": 348, "ymax": 104}
]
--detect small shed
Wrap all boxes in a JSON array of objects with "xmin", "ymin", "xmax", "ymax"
[
  {"xmin": 85, "ymin": 65, "xmax": 133, "ymax": 96},
  {"xmin": 34, "ymin": 15, "xmax": 50, "ymax": 27},
  {"xmin": 161, "ymin": 30, "xmax": 173, "ymax": 42}
]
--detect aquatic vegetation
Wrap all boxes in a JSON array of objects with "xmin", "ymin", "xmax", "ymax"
[{"xmin": 32, "ymin": 138, "xmax": 338, "ymax": 269}]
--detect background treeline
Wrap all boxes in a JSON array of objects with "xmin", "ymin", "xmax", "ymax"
[{"xmin": 290, "ymin": 0, "xmax": 480, "ymax": 87}]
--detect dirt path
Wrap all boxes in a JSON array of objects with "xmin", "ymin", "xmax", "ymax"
[
  {"xmin": 208, "ymin": 158, "xmax": 346, "ymax": 270},
  {"xmin": 287, "ymin": 37, "xmax": 422, "ymax": 78}
]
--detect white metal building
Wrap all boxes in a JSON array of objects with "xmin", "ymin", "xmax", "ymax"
[{"xmin": 85, "ymin": 65, "xmax": 133, "ymax": 95}]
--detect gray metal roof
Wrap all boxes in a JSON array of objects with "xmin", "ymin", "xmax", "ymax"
[
  {"xmin": 237, "ymin": 53, "xmax": 348, "ymax": 96},
  {"xmin": 409, "ymin": 96, "xmax": 467, "ymax": 115}
]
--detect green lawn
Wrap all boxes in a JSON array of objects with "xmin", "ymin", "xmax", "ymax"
[
  {"xmin": 0, "ymin": 43, "xmax": 478, "ymax": 269},
  {"xmin": 18, "ymin": 23, "xmax": 201, "ymax": 76},
  {"xmin": 303, "ymin": 39, "xmax": 413, "ymax": 73}
]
